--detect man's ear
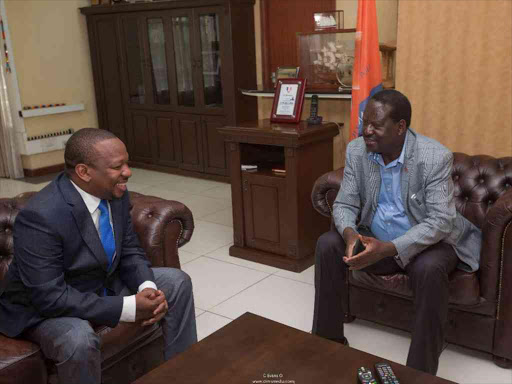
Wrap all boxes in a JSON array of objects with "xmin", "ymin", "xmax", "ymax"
[
  {"xmin": 397, "ymin": 119, "xmax": 407, "ymax": 135},
  {"xmin": 75, "ymin": 164, "xmax": 92, "ymax": 183}
]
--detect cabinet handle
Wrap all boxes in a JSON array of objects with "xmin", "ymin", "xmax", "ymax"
[{"xmin": 243, "ymin": 178, "xmax": 248, "ymax": 192}]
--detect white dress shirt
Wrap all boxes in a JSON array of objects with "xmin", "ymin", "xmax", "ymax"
[{"xmin": 70, "ymin": 181, "xmax": 157, "ymax": 322}]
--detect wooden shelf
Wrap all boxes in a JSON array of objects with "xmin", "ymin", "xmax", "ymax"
[{"xmin": 20, "ymin": 104, "xmax": 85, "ymax": 118}]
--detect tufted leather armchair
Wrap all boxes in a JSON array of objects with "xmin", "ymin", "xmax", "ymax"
[
  {"xmin": 0, "ymin": 191, "xmax": 194, "ymax": 384},
  {"xmin": 311, "ymin": 153, "xmax": 512, "ymax": 368}
]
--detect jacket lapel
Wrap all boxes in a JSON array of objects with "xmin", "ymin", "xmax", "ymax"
[
  {"xmin": 401, "ymin": 129, "xmax": 417, "ymax": 214},
  {"xmin": 109, "ymin": 198, "xmax": 123, "ymax": 275},
  {"xmin": 59, "ymin": 174, "xmax": 109, "ymax": 272},
  {"xmin": 366, "ymin": 154, "xmax": 381, "ymax": 210}
]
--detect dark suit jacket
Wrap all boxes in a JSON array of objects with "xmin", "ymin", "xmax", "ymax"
[{"xmin": 0, "ymin": 173, "xmax": 154, "ymax": 337}]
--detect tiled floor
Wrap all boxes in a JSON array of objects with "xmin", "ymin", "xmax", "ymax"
[{"xmin": 1, "ymin": 169, "xmax": 511, "ymax": 384}]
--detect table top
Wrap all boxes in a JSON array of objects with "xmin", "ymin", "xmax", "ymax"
[
  {"xmin": 133, "ymin": 312, "xmax": 457, "ymax": 384},
  {"xmin": 218, "ymin": 119, "xmax": 340, "ymax": 148}
]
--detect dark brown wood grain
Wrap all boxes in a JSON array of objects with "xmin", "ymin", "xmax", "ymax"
[
  {"xmin": 219, "ymin": 120, "xmax": 338, "ymax": 272},
  {"xmin": 80, "ymin": 0, "xmax": 257, "ymax": 181},
  {"xmin": 133, "ymin": 313, "xmax": 457, "ymax": 384}
]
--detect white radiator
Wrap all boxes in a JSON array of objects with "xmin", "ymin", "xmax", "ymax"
[{"xmin": 19, "ymin": 129, "xmax": 74, "ymax": 155}]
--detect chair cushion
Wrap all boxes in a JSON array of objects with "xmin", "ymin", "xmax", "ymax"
[
  {"xmin": 0, "ymin": 334, "xmax": 47, "ymax": 384},
  {"xmin": 350, "ymin": 269, "xmax": 490, "ymax": 311}
]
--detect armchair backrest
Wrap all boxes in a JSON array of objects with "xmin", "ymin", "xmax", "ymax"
[
  {"xmin": 452, "ymin": 153, "xmax": 512, "ymax": 229},
  {"xmin": 0, "ymin": 192, "xmax": 36, "ymax": 285}
]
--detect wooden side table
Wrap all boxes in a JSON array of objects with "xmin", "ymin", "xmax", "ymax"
[{"xmin": 218, "ymin": 119, "xmax": 339, "ymax": 272}]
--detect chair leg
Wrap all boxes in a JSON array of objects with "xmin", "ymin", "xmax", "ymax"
[
  {"xmin": 343, "ymin": 313, "xmax": 356, "ymax": 323},
  {"xmin": 493, "ymin": 355, "xmax": 512, "ymax": 369}
]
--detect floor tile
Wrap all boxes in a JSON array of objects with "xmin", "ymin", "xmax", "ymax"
[
  {"xmin": 343, "ymin": 319, "xmax": 411, "ymax": 367},
  {"xmin": 210, "ymin": 275, "xmax": 315, "ymax": 332},
  {"xmin": 0, "ymin": 179, "xmax": 44, "ymax": 197},
  {"xmin": 205, "ymin": 245, "xmax": 279, "ymax": 274},
  {"xmin": 199, "ymin": 207, "xmax": 233, "ymax": 227},
  {"xmin": 195, "ymin": 312, "xmax": 232, "ymax": 341},
  {"xmin": 136, "ymin": 185, "xmax": 188, "ymax": 202},
  {"xmin": 195, "ymin": 308, "xmax": 205, "ymax": 317},
  {"xmin": 274, "ymin": 265, "xmax": 315, "ymax": 285},
  {"xmin": 127, "ymin": 182, "xmax": 153, "ymax": 194},
  {"xmin": 129, "ymin": 168, "xmax": 180, "ymax": 186},
  {"xmin": 158, "ymin": 177, "xmax": 226, "ymax": 195},
  {"xmin": 198, "ymin": 183, "xmax": 232, "ymax": 202},
  {"xmin": 179, "ymin": 250, "xmax": 203, "ymax": 266},
  {"xmin": 178, "ymin": 195, "xmax": 231, "ymax": 220},
  {"xmin": 437, "ymin": 344, "xmax": 512, "ymax": 384},
  {"xmin": 182, "ymin": 257, "xmax": 269, "ymax": 310},
  {"xmin": 181, "ymin": 220, "xmax": 233, "ymax": 255}
]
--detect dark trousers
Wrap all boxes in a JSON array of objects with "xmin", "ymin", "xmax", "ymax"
[{"xmin": 312, "ymin": 229, "xmax": 458, "ymax": 375}]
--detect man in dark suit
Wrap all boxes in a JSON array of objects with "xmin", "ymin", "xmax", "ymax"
[
  {"xmin": 0, "ymin": 128, "xmax": 197, "ymax": 384},
  {"xmin": 312, "ymin": 90, "xmax": 481, "ymax": 375}
]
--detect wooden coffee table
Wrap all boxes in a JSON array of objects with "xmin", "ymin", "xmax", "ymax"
[{"xmin": 133, "ymin": 312, "xmax": 456, "ymax": 384}]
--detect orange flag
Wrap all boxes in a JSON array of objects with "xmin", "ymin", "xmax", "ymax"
[{"xmin": 349, "ymin": 0, "xmax": 383, "ymax": 140}]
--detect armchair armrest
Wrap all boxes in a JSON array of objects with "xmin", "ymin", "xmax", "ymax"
[
  {"xmin": 311, "ymin": 167, "xmax": 344, "ymax": 217},
  {"xmin": 479, "ymin": 188, "xmax": 512, "ymax": 360},
  {"xmin": 479, "ymin": 188, "xmax": 512, "ymax": 299},
  {"xmin": 129, "ymin": 192, "xmax": 194, "ymax": 270}
]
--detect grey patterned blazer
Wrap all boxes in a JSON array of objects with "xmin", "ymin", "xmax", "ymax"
[{"xmin": 333, "ymin": 129, "xmax": 481, "ymax": 272}]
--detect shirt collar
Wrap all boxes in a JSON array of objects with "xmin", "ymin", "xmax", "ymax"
[
  {"xmin": 368, "ymin": 130, "xmax": 408, "ymax": 168},
  {"xmin": 70, "ymin": 180, "xmax": 102, "ymax": 214}
]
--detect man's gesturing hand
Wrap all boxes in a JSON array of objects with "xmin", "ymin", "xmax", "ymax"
[
  {"xmin": 343, "ymin": 235, "xmax": 398, "ymax": 270},
  {"xmin": 135, "ymin": 288, "xmax": 168, "ymax": 326}
]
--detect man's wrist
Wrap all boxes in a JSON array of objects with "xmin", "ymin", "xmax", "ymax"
[
  {"xmin": 343, "ymin": 227, "xmax": 358, "ymax": 243},
  {"xmin": 383, "ymin": 241, "xmax": 398, "ymax": 258}
]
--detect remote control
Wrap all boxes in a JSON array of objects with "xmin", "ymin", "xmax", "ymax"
[
  {"xmin": 374, "ymin": 362, "xmax": 400, "ymax": 384},
  {"xmin": 357, "ymin": 367, "xmax": 378, "ymax": 384}
]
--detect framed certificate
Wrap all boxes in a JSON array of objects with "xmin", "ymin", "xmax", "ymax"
[{"xmin": 270, "ymin": 78, "xmax": 307, "ymax": 123}]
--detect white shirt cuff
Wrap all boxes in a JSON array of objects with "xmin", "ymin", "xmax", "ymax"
[
  {"xmin": 120, "ymin": 295, "xmax": 136, "ymax": 322},
  {"xmin": 120, "ymin": 281, "xmax": 158, "ymax": 322},
  {"xmin": 138, "ymin": 280, "xmax": 157, "ymax": 292}
]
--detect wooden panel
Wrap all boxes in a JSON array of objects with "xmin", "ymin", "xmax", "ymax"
[
  {"xmin": 128, "ymin": 111, "xmax": 153, "ymax": 163},
  {"xmin": 94, "ymin": 16, "xmax": 126, "ymax": 142},
  {"xmin": 155, "ymin": 115, "xmax": 181, "ymax": 167},
  {"xmin": 175, "ymin": 114, "xmax": 204, "ymax": 172},
  {"xmin": 261, "ymin": 0, "xmax": 335, "ymax": 88},
  {"xmin": 243, "ymin": 172, "xmax": 287, "ymax": 255},
  {"xmin": 202, "ymin": 116, "xmax": 228, "ymax": 175}
]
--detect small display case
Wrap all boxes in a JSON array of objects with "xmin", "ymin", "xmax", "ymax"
[{"xmin": 297, "ymin": 28, "xmax": 356, "ymax": 90}]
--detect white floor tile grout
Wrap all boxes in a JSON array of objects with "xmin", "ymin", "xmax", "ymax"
[{"xmin": 208, "ymin": 274, "xmax": 273, "ymax": 311}]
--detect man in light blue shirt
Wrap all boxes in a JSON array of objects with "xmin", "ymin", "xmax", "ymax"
[{"xmin": 312, "ymin": 90, "xmax": 481, "ymax": 375}]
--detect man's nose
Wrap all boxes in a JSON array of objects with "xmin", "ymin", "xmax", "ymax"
[
  {"xmin": 363, "ymin": 125, "xmax": 374, "ymax": 136},
  {"xmin": 122, "ymin": 165, "xmax": 132, "ymax": 178}
]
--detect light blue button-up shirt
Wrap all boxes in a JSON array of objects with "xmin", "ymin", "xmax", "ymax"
[{"xmin": 369, "ymin": 133, "xmax": 412, "ymax": 242}]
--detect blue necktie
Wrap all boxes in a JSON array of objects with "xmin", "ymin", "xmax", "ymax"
[{"xmin": 98, "ymin": 200, "xmax": 115, "ymax": 270}]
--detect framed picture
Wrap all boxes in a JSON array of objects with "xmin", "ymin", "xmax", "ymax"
[
  {"xmin": 270, "ymin": 78, "xmax": 307, "ymax": 123},
  {"xmin": 313, "ymin": 11, "xmax": 344, "ymax": 31}
]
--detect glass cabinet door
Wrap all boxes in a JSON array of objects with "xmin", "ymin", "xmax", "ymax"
[
  {"xmin": 171, "ymin": 15, "xmax": 195, "ymax": 107},
  {"xmin": 198, "ymin": 13, "xmax": 223, "ymax": 108},
  {"xmin": 147, "ymin": 18, "xmax": 170, "ymax": 105},
  {"xmin": 122, "ymin": 17, "xmax": 146, "ymax": 104}
]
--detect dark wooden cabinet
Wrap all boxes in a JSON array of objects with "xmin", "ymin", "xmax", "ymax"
[
  {"xmin": 219, "ymin": 120, "xmax": 339, "ymax": 272},
  {"xmin": 81, "ymin": 1, "xmax": 257, "ymax": 180}
]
